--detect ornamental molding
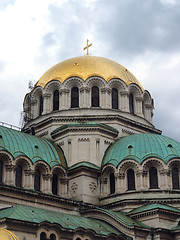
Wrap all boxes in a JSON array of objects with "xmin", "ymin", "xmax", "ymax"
[
  {"xmin": 59, "ymin": 89, "xmax": 70, "ymax": 95},
  {"xmin": 78, "ymin": 138, "xmax": 90, "ymax": 142},
  {"xmin": 101, "ymin": 87, "xmax": 111, "ymax": 94},
  {"xmin": 58, "ymin": 141, "xmax": 64, "ymax": 146},
  {"xmin": 104, "ymin": 140, "xmax": 111, "ymax": 145},
  {"xmin": 64, "ymin": 77, "xmax": 83, "ymax": 88},
  {"xmin": 37, "ymin": 131, "xmax": 49, "ymax": 138},
  {"xmin": 135, "ymin": 96, "xmax": 143, "ymax": 101},
  {"xmin": 79, "ymin": 87, "xmax": 90, "ymax": 93},
  {"xmin": 43, "ymin": 93, "xmax": 51, "ymax": 98},
  {"xmin": 122, "ymin": 128, "xmax": 135, "ymax": 135}
]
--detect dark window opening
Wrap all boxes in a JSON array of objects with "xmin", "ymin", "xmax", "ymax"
[
  {"xmin": 40, "ymin": 232, "xmax": 46, "ymax": 240},
  {"xmin": 112, "ymin": 88, "xmax": 118, "ymax": 109},
  {"xmin": 15, "ymin": 165, "xmax": 22, "ymax": 187},
  {"xmin": 71, "ymin": 87, "xmax": 79, "ymax": 108},
  {"xmin": 52, "ymin": 173, "xmax": 58, "ymax": 195},
  {"xmin": 149, "ymin": 167, "xmax": 158, "ymax": 189},
  {"xmin": 110, "ymin": 172, "xmax": 115, "ymax": 194},
  {"xmin": 34, "ymin": 169, "xmax": 41, "ymax": 191},
  {"xmin": 31, "ymin": 127, "xmax": 35, "ymax": 136},
  {"xmin": 53, "ymin": 90, "xmax": 59, "ymax": 111},
  {"xmin": 129, "ymin": 93, "xmax": 134, "ymax": 114},
  {"xmin": 172, "ymin": 167, "xmax": 179, "ymax": 189},
  {"xmin": 92, "ymin": 86, "xmax": 99, "ymax": 107},
  {"xmin": 50, "ymin": 234, "xmax": 56, "ymax": 240},
  {"xmin": 39, "ymin": 95, "xmax": 43, "ymax": 116},
  {"xmin": 0, "ymin": 161, "xmax": 3, "ymax": 182},
  {"xmin": 127, "ymin": 168, "xmax": 135, "ymax": 190}
]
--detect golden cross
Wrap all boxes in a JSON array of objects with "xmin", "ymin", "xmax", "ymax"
[{"xmin": 83, "ymin": 39, "xmax": 92, "ymax": 56}]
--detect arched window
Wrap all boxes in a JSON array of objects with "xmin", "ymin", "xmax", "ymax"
[
  {"xmin": 112, "ymin": 88, "xmax": 118, "ymax": 109},
  {"xmin": 71, "ymin": 87, "xmax": 79, "ymax": 108},
  {"xmin": 40, "ymin": 232, "xmax": 46, "ymax": 240},
  {"xmin": 127, "ymin": 168, "xmax": 135, "ymax": 190},
  {"xmin": 50, "ymin": 234, "xmax": 56, "ymax": 240},
  {"xmin": 110, "ymin": 172, "xmax": 115, "ymax": 194},
  {"xmin": 39, "ymin": 95, "xmax": 43, "ymax": 116},
  {"xmin": 172, "ymin": 167, "xmax": 179, "ymax": 189},
  {"xmin": 0, "ymin": 161, "xmax": 3, "ymax": 182},
  {"xmin": 34, "ymin": 169, "xmax": 41, "ymax": 191},
  {"xmin": 129, "ymin": 93, "xmax": 134, "ymax": 114},
  {"xmin": 149, "ymin": 167, "xmax": 158, "ymax": 189},
  {"xmin": 15, "ymin": 165, "xmax": 22, "ymax": 187},
  {"xmin": 52, "ymin": 173, "xmax": 58, "ymax": 195},
  {"xmin": 53, "ymin": 90, "xmax": 59, "ymax": 111},
  {"xmin": 92, "ymin": 86, "xmax": 99, "ymax": 107}
]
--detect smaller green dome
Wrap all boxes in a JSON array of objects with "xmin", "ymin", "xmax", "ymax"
[
  {"xmin": 0, "ymin": 228, "xmax": 19, "ymax": 240},
  {"xmin": 0, "ymin": 126, "xmax": 67, "ymax": 169},
  {"xmin": 102, "ymin": 133, "xmax": 180, "ymax": 167}
]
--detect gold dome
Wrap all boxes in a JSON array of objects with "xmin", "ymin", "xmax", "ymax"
[
  {"xmin": 35, "ymin": 56, "xmax": 143, "ymax": 90},
  {"xmin": 0, "ymin": 228, "xmax": 19, "ymax": 240}
]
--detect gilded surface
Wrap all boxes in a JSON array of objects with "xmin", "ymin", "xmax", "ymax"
[{"xmin": 35, "ymin": 56, "xmax": 144, "ymax": 90}]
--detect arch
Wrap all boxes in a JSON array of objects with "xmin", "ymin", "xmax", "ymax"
[
  {"xmin": 91, "ymin": 86, "xmax": 99, "ymax": 107},
  {"xmin": 0, "ymin": 160, "xmax": 3, "ymax": 182},
  {"xmin": 40, "ymin": 232, "xmax": 47, "ymax": 240},
  {"xmin": 172, "ymin": 167, "xmax": 180, "ymax": 189},
  {"xmin": 109, "ymin": 172, "xmax": 115, "ymax": 194},
  {"xmin": 149, "ymin": 167, "xmax": 158, "ymax": 189},
  {"xmin": 112, "ymin": 88, "xmax": 118, "ymax": 109},
  {"xmin": 127, "ymin": 168, "xmax": 135, "ymax": 191},
  {"xmin": 52, "ymin": 173, "xmax": 58, "ymax": 195},
  {"xmin": 34, "ymin": 169, "xmax": 41, "ymax": 191},
  {"xmin": 53, "ymin": 90, "xmax": 59, "ymax": 111},
  {"xmin": 15, "ymin": 164, "xmax": 23, "ymax": 187},
  {"xmin": 39, "ymin": 95, "xmax": 43, "ymax": 116},
  {"xmin": 50, "ymin": 234, "xmax": 56, "ymax": 240},
  {"xmin": 129, "ymin": 93, "xmax": 134, "ymax": 114},
  {"xmin": 71, "ymin": 86, "xmax": 79, "ymax": 108}
]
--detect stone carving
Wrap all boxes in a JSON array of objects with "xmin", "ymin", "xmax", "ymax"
[
  {"xmin": 89, "ymin": 182, "xmax": 97, "ymax": 193},
  {"xmin": 71, "ymin": 182, "xmax": 78, "ymax": 193}
]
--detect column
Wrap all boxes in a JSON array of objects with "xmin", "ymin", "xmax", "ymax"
[
  {"xmin": 135, "ymin": 97, "xmax": 143, "ymax": 117},
  {"xmin": 24, "ymin": 170, "xmax": 34, "ymax": 189},
  {"xmin": 31, "ymin": 100, "xmax": 38, "ymax": 119},
  {"xmin": 42, "ymin": 93, "xmax": 51, "ymax": 114},
  {"xmin": 145, "ymin": 103, "xmax": 153, "ymax": 123},
  {"xmin": 60, "ymin": 89, "xmax": 70, "ymax": 109},
  {"xmin": 136, "ymin": 170, "xmax": 144, "ymax": 190},
  {"xmin": 60, "ymin": 178, "xmax": 68, "ymax": 197},
  {"xmin": 42, "ymin": 174, "xmax": 52, "ymax": 194},
  {"xmin": 5, "ymin": 165, "xmax": 15, "ymax": 185},
  {"xmin": 120, "ymin": 91, "xmax": 129, "ymax": 112},
  {"xmin": 119, "ymin": 173, "xmax": 126, "ymax": 192}
]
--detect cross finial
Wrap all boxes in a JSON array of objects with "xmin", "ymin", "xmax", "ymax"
[{"xmin": 83, "ymin": 39, "xmax": 92, "ymax": 56}]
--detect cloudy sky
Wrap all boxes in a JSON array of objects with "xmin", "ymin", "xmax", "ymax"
[{"xmin": 0, "ymin": 0, "xmax": 180, "ymax": 141}]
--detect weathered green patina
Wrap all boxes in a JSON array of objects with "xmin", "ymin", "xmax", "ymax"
[
  {"xmin": 128, "ymin": 203, "xmax": 180, "ymax": 215},
  {"xmin": 102, "ymin": 133, "xmax": 180, "ymax": 167},
  {"xmin": 69, "ymin": 161, "xmax": 100, "ymax": 171},
  {"xmin": 0, "ymin": 205, "xmax": 130, "ymax": 238},
  {"xmin": 0, "ymin": 126, "xmax": 67, "ymax": 168}
]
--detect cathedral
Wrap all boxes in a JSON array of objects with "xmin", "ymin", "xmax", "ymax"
[{"xmin": 1, "ymin": 44, "xmax": 180, "ymax": 240}]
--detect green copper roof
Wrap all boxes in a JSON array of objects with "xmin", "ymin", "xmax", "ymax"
[
  {"xmin": 0, "ymin": 205, "xmax": 127, "ymax": 237},
  {"xmin": 102, "ymin": 133, "xmax": 180, "ymax": 167},
  {"xmin": 69, "ymin": 161, "xmax": 100, "ymax": 171},
  {"xmin": 0, "ymin": 126, "xmax": 67, "ymax": 168},
  {"xmin": 128, "ymin": 203, "xmax": 180, "ymax": 215},
  {"xmin": 95, "ymin": 208, "xmax": 148, "ymax": 229},
  {"xmin": 51, "ymin": 121, "xmax": 119, "ymax": 135}
]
